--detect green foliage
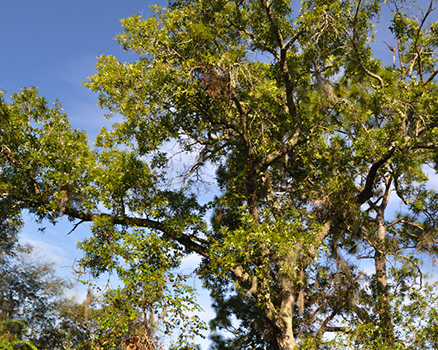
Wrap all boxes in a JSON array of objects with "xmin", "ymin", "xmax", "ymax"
[
  {"xmin": 2, "ymin": 0, "xmax": 438, "ymax": 349},
  {"xmin": 0, "ymin": 318, "xmax": 38, "ymax": 350},
  {"xmin": 0, "ymin": 88, "xmax": 96, "ymax": 223},
  {"xmin": 78, "ymin": 225, "xmax": 207, "ymax": 349}
]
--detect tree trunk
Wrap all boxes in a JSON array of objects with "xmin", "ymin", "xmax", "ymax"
[
  {"xmin": 277, "ymin": 329, "xmax": 297, "ymax": 350},
  {"xmin": 275, "ymin": 259, "xmax": 298, "ymax": 350},
  {"xmin": 374, "ymin": 209, "xmax": 394, "ymax": 345},
  {"xmin": 275, "ymin": 312, "xmax": 297, "ymax": 350}
]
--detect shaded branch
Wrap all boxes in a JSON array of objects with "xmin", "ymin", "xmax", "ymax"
[
  {"xmin": 14, "ymin": 195, "xmax": 209, "ymax": 257},
  {"xmin": 356, "ymin": 146, "xmax": 397, "ymax": 204}
]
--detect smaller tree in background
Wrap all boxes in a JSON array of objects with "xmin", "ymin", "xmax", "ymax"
[{"xmin": 0, "ymin": 243, "xmax": 72, "ymax": 349}]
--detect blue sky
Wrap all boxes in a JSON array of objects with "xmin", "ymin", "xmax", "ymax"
[{"xmin": 0, "ymin": 0, "xmax": 167, "ymax": 136}]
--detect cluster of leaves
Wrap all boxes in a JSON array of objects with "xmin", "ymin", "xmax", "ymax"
[{"xmin": 78, "ymin": 217, "xmax": 207, "ymax": 349}]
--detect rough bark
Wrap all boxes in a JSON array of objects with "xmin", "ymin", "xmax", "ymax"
[
  {"xmin": 373, "ymin": 176, "xmax": 394, "ymax": 344},
  {"xmin": 275, "ymin": 261, "xmax": 298, "ymax": 350}
]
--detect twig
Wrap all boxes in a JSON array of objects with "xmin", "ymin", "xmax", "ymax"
[{"xmin": 67, "ymin": 219, "xmax": 85, "ymax": 235}]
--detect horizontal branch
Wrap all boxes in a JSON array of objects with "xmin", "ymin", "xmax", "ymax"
[
  {"xmin": 11, "ymin": 194, "xmax": 209, "ymax": 257},
  {"xmin": 65, "ymin": 207, "xmax": 209, "ymax": 257}
]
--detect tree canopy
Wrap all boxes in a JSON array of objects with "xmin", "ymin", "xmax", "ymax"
[{"xmin": 1, "ymin": 0, "xmax": 438, "ymax": 349}]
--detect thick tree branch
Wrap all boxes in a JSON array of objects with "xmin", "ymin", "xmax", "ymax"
[
  {"xmin": 65, "ymin": 207, "xmax": 209, "ymax": 257},
  {"xmin": 423, "ymin": 66, "xmax": 438, "ymax": 85},
  {"xmin": 356, "ymin": 146, "xmax": 397, "ymax": 205},
  {"xmin": 301, "ymin": 216, "xmax": 339, "ymax": 270},
  {"xmin": 261, "ymin": 0, "xmax": 299, "ymax": 127},
  {"xmin": 231, "ymin": 265, "xmax": 278, "ymax": 322},
  {"xmin": 13, "ymin": 195, "xmax": 209, "ymax": 257}
]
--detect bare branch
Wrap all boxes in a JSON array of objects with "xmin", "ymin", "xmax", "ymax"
[{"xmin": 67, "ymin": 220, "xmax": 86, "ymax": 235}]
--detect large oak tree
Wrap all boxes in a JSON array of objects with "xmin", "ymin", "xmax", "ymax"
[{"xmin": 1, "ymin": 0, "xmax": 438, "ymax": 349}]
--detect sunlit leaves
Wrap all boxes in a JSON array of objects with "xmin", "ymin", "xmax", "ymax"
[
  {"xmin": 0, "ymin": 88, "xmax": 96, "ymax": 221},
  {"xmin": 78, "ymin": 220, "xmax": 206, "ymax": 348}
]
